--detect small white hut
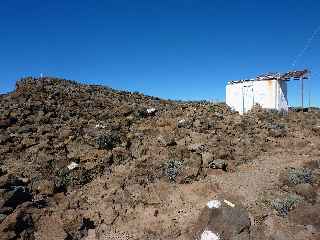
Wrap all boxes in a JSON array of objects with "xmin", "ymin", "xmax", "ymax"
[{"xmin": 226, "ymin": 70, "xmax": 309, "ymax": 114}]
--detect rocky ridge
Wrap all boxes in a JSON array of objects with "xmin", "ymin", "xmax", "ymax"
[{"xmin": 0, "ymin": 77, "xmax": 320, "ymax": 239}]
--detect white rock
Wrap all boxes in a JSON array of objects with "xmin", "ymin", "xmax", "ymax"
[
  {"xmin": 207, "ymin": 200, "xmax": 221, "ymax": 209},
  {"xmin": 67, "ymin": 162, "xmax": 79, "ymax": 170},
  {"xmin": 146, "ymin": 108, "xmax": 156, "ymax": 114},
  {"xmin": 95, "ymin": 124, "xmax": 106, "ymax": 129},
  {"xmin": 200, "ymin": 230, "xmax": 220, "ymax": 240},
  {"xmin": 223, "ymin": 199, "xmax": 235, "ymax": 208},
  {"xmin": 178, "ymin": 119, "xmax": 186, "ymax": 124}
]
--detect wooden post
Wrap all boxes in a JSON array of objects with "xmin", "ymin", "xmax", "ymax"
[
  {"xmin": 308, "ymin": 89, "xmax": 311, "ymax": 107},
  {"xmin": 301, "ymin": 78, "xmax": 304, "ymax": 109}
]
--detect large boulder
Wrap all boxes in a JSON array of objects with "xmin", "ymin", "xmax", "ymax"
[{"xmin": 193, "ymin": 198, "xmax": 251, "ymax": 240}]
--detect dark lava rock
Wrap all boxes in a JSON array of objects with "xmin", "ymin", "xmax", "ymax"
[
  {"xmin": 1, "ymin": 187, "xmax": 32, "ymax": 209},
  {"xmin": 78, "ymin": 217, "xmax": 95, "ymax": 238},
  {"xmin": 0, "ymin": 207, "xmax": 13, "ymax": 215},
  {"xmin": 0, "ymin": 175, "xmax": 29, "ymax": 189},
  {"xmin": 0, "ymin": 117, "xmax": 17, "ymax": 129},
  {"xmin": 0, "ymin": 168, "xmax": 7, "ymax": 177},
  {"xmin": 0, "ymin": 213, "xmax": 6, "ymax": 223},
  {"xmin": 208, "ymin": 159, "xmax": 228, "ymax": 171},
  {"xmin": 0, "ymin": 203, "xmax": 36, "ymax": 240}
]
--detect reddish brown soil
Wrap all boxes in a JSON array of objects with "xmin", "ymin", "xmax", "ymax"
[{"xmin": 0, "ymin": 77, "xmax": 320, "ymax": 240}]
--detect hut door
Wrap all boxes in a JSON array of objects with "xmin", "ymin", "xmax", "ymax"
[{"xmin": 242, "ymin": 84, "xmax": 254, "ymax": 113}]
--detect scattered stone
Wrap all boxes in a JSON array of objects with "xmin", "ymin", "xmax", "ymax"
[
  {"xmin": 0, "ymin": 175, "xmax": 29, "ymax": 189},
  {"xmin": 112, "ymin": 147, "xmax": 132, "ymax": 165},
  {"xmin": 312, "ymin": 126, "xmax": 320, "ymax": 135},
  {"xmin": 188, "ymin": 143, "xmax": 204, "ymax": 152},
  {"xmin": 1, "ymin": 186, "xmax": 32, "ymax": 209},
  {"xmin": 95, "ymin": 123, "xmax": 107, "ymax": 129},
  {"xmin": 67, "ymin": 162, "xmax": 80, "ymax": 171},
  {"xmin": 0, "ymin": 134, "xmax": 10, "ymax": 145},
  {"xmin": 79, "ymin": 217, "xmax": 96, "ymax": 238},
  {"xmin": 200, "ymin": 230, "xmax": 221, "ymax": 240},
  {"xmin": 146, "ymin": 108, "xmax": 156, "ymax": 114},
  {"xmin": 1, "ymin": 77, "xmax": 320, "ymax": 239},
  {"xmin": 178, "ymin": 119, "xmax": 186, "ymax": 125},
  {"xmin": 223, "ymin": 199, "xmax": 235, "ymax": 208},
  {"xmin": 0, "ymin": 203, "xmax": 36, "ymax": 239},
  {"xmin": 16, "ymin": 125, "xmax": 33, "ymax": 134},
  {"xmin": 0, "ymin": 213, "xmax": 7, "ymax": 223},
  {"xmin": 33, "ymin": 179, "xmax": 55, "ymax": 195},
  {"xmin": 0, "ymin": 117, "xmax": 17, "ymax": 129},
  {"xmin": 0, "ymin": 207, "xmax": 13, "ymax": 215},
  {"xmin": 157, "ymin": 135, "xmax": 176, "ymax": 147},
  {"xmin": 177, "ymin": 118, "xmax": 192, "ymax": 128},
  {"xmin": 0, "ymin": 167, "xmax": 7, "ymax": 177},
  {"xmin": 207, "ymin": 200, "xmax": 221, "ymax": 209},
  {"xmin": 208, "ymin": 159, "xmax": 228, "ymax": 171},
  {"xmin": 268, "ymin": 123, "xmax": 287, "ymax": 137}
]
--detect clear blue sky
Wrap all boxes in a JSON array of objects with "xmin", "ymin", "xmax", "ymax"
[{"xmin": 0, "ymin": 0, "xmax": 319, "ymax": 106}]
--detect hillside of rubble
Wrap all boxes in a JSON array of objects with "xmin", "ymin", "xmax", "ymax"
[{"xmin": 1, "ymin": 77, "xmax": 320, "ymax": 240}]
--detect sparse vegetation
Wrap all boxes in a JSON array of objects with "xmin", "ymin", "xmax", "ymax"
[
  {"xmin": 1, "ymin": 77, "xmax": 320, "ymax": 239},
  {"xmin": 55, "ymin": 168, "xmax": 72, "ymax": 191},
  {"xmin": 271, "ymin": 194, "xmax": 303, "ymax": 216},
  {"xmin": 267, "ymin": 123, "xmax": 288, "ymax": 137},
  {"xmin": 287, "ymin": 168, "xmax": 313, "ymax": 185},
  {"xmin": 163, "ymin": 160, "xmax": 183, "ymax": 182},
  {"xmin": 96, "ymin": 131, "xmax": 120, "ymax": 150}
]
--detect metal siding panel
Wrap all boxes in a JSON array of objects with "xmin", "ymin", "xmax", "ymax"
[
  {"xmin": 277, "ymin": 81, "xmax": 288, "ymax": 111},
  {"xmin": 226, "ymin": 80, "xmax": 289, "ymax": 114},
  {"xmin": 253, "ymin": 81, "xmax": 274, "ymax": 109},
  {"xmin": 226, "ymin": 83, "xmax": 244, "ymax": 114},
  {"xmin": 243, "ymin": 83, "xmax": 254, "ymax": 113}
]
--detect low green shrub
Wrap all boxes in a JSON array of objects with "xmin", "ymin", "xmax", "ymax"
[
  {"xmin": 288, "ymin": 168, "xmax": 312, "ymax": 185},
  {"xmin": 271, "ymin": 194, "xmax": 303, "ymax": 216},
  {"xmin": 163, "ymin": 160, "xmax": 183, "ymax": 182}
]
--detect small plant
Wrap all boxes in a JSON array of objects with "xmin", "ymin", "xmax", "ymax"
[
  {"xmin": 271, "ymin": 194, "xmax": 303, "ymax": 216},
  {"xmin": 47, "ymin": 159, "xmax": 55, "ymax": 170},
  {"xmin": 267, "ymin": 123, "xmax": 288, "ymax": 137},
  {"xmin": 287, "ymin": 168, "xmax": 312, "ymax": 185},
  {"xmin": 163, "ymin": 160, "xmax": 183, "ymax": 182},
  {"xmin": 96, "ymin": 131, "xmax": 120, "ymax": 150},
  {"xmin": 208, "ymin": 105, "xmax": 216, "ymax": 113},
  {"xmin": 55, "ymin": 168, "xmax": 72, "ymax": 191}
]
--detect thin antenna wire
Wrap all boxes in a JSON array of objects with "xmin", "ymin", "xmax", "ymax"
[{"xmin": 291, "ymin": 25, "xmax": 320, "ymax": 68}]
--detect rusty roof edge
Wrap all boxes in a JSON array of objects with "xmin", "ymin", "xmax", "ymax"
[{"xmin": 228, "ymin": 69, "xmax": 310, "ymax": 85}]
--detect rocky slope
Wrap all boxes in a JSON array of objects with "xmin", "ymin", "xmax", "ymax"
[{"xmin": 0, "ymin": 77, "xmax": 320, "ymax": 239}]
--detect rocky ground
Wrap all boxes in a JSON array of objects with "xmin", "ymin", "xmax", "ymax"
[{"xmin": 0, "ymin": 77, "xmax": 320, "ymax": 240}]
